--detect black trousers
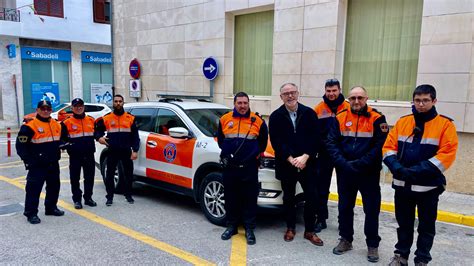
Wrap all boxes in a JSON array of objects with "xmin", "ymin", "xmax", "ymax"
[
  {"xmin": 69, "ymin": 153, "xmax": 95, "ymax": 202},
  {"xmin": 394, "ymin": 188, "xmax": 441, "ymax": 264},
  {"xmin": 105, "ymin": 149, "xmax": 133, "ymax": 199},
  {"xmin": 316, "ymin": 154, "xmax": 334, "ymax": 222},
  {"xmin": 223, "ymin": 163, "xmax": 259, "ymax": 229},
  {"xmin": 23, "ymin": 162, "xmax": 60, "ymax": 217},
  {"xmin": 281, "ymin": 167, "xmax": 318, "ymax": 232},
  {"xmin": 336, "ymin": 169, "xmax": 381, "ymax": 248}
]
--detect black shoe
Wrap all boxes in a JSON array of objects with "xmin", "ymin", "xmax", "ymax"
[
  {"xmin": 315, "ymin": 220, "xmax": 327, "ymax": 233},
  {"xmin": 45, "ymin": 208, "xmax": 65, "ymax": 216},
  {"xmin": 84, "ymin": 198, "xmax": 97, "ymax": 207},
  {"xmin": 367, "ymin": 247, "xmax": 379, "ymax": 263},
  {"xmin": 106, "ymin": 199, "xmax": 113, "ymax": 206},
  {"xmin": 221, "ymin": 226, "xmax": 238, "ymax": 240},
  {"xmin": 125, "ymin": 196, "xmax": 134, "ymax": 204},
  {"xmin": 245, "ymin": 229, "xmax": 256, "ymax": 245},
  {"xmin": 333, "ymin": 238, "xmax": 353, "ymax": 255},
  {"xmin": 74, "ymin": 202, "xmax": 83, "ymax": 209},
  {"xmin": 27, "ymin": 215, "xmax": 41, "ymax": 224}
]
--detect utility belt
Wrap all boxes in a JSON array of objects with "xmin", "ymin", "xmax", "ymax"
[{"xmin": 221, "ymin": 156, "xmax": 256, "ymax": 169}]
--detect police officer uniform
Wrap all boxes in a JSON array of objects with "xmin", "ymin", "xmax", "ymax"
[
  {"xmin": 16, "ymin": 100, "xmax": 65, "ymax": 224},
  {"xmin": 61, "ymin": 98, "xmax": 97, "ymax": 209},
  {"xmin": 314, "ymin": 94, "xmax": 350, "ymax": 231},
  {"xmin": 217, "ymin": 108, "xmax": 268, "ymax": 244},
  {"xmin": 383, "ymin": 105, "xmax": 458, "ymax": 264},
  {"xmin": 326, "ymin": 105, "xmax": 388, "ymax": 253},
  {"xmin": 95, "ymin": 107, "xmax": 139, "ymax": 205}
]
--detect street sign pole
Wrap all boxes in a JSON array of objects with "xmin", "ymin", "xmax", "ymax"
[{"xmin": 202, "ymin": 57, "xmax": 218, "ymax": 101}]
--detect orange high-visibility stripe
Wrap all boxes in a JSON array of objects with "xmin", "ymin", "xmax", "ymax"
[
  {"xmin": 146, "ymin": 168, "xmax": 192, "ymax": 188},
  {"xmin": 27, "ymin": 118, "xmax": 61, "ymax": 143},
  {"xmin": 220, "ymin": 112, "xmax": 264, "ymax": 138},
  {"xmin": 314, "ymin": 100, "xmax": 350, "ymax": 119},
  {"xmin": 103, "ymin": 112, "xmax": 135, "ymax": 133},
  {"xmin": 63, "ymin": 116, "xmax": 95, "ymax": 138}
]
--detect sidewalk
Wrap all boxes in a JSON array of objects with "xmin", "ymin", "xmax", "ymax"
[{"xmin": 329, "ymin": 171, "xmax": 474, "ymax": 227}]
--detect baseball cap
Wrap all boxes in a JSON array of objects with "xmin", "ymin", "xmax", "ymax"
[
  {"xmin": 71, "ymin": 98, "xmax": 84, "ymax": 106},
  {"xmin": 37, "ymin": 100, "xmax": 52, "ymax": 108}
]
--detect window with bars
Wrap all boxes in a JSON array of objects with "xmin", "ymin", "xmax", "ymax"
[
  {"xmin": 93, "ymin": 0, "xmax": 110, "ymax": 24},
  {"xmin": 34, "ymin": 0, "xmax": 63, "ymax": 18}
]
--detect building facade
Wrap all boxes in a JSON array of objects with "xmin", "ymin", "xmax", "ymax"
[
  {"xmin": 0, "ymin": 0, "xmax": 111, "ymax": 128},
  {"xmin": 110, "ymin": 0, "xmax": 473, "ymax": 194}
]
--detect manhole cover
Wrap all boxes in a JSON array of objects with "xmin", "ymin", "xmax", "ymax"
[{"xmin": 0, "ymin": 203, "xmax": 23, "ymax": 216}]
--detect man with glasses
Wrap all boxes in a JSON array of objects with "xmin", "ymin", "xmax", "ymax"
[
  {"xmin": 16, "ymin": 100, "xmax": 65, "ymax": 224},
  {"xmin": 326, "ymin": 86, "xmax": 388, "ymax": 262},
  {"xmin": 383, "ymin": 84, "xmax": 458, "ymax": 266},
  {"xmin": 61, "ymin": 98, "xmax": 97, "ymax": 209},
  {"xmin": 95, "ymin": 94, "xmax": 140, "ymax": 206},
  {"xmin": 313, "ymin": 78, "xmax": 350, "ymax": 233},
  {"xmin": 269, "ymin": 83, "xmax": 323, "ymax": 246}
]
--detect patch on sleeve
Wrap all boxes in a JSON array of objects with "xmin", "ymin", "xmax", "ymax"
[
  {"xmin": 380, "ymin": 123, "xmax": 389, "ymax": 133},
  {"xmin": 18, "ymin": 135, "xmax": 29, "ymax": 143}
]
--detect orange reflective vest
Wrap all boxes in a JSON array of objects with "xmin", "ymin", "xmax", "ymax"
[
  {"xmin": 62, "ymin": 115, "xmax": 96, "ymax": 154},
  {"xmin": 95, "ymin": 112, "xmax": 140, "ymax": 151},
  {"xmin": 383, "ymin": 112, "xmax": 458, "ymax": 191},
  {"xmin": 314, "ymin": 100, "xmax": 350, "ymax": 120}
]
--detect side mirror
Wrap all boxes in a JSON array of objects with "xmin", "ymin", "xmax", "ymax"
[{"xmin": 169, "ymin": 127, "xmax": 191, "ymax": 139}]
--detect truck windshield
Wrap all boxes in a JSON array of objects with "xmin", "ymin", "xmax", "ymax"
[{"xmin": 184, "ymin": 108, "xmax": 229, "ymax": 137}]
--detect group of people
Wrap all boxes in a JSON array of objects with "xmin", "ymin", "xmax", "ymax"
[
  {"xmin": 16, "ymin": 94, "xmax": 140, "ymax": 223},
  {"xmin": 218, "ymin": 80, "xmax": 458, "ymax": 265}
]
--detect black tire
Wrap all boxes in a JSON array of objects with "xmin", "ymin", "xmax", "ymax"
[
  {"xmin": 199, "ymin": 172, "xmax": 226, "ymax": 226},
  {"xmin": 101, "ymin": 155, "xmax": 125, "ymax": 194}
]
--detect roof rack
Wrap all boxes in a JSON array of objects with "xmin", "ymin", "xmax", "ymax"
[{"xmin": 156, "ymin": 94, "xmax": 212, "ymax": 103}]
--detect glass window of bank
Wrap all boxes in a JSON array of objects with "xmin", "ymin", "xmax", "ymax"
[
  {"xmin": 21, "ymin": 47, "xmax": 71, "ymax": 114},
  {"xmin": 81, "ymin": 51, "xmax": 112, "ymax": 103}
]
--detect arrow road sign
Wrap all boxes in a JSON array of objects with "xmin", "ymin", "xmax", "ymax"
[{"xmin": 202, "ymin": 57, "xmax": 219, "ymax": 80}]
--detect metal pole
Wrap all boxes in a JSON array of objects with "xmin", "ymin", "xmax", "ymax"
[
  {"xmin": 7, "ymin": 127, "xmax": 11, "ymax": 157},
  {"xmin": 13, "ymin": 74, "xmax": 20, "ymax": 127},
  {"xmin": 210, "ymin": 80, "xmax": 214, "ymax": 102},
  {"xmin": 110, "ymin": 1, "xmax": 115, "ymax": 89}
]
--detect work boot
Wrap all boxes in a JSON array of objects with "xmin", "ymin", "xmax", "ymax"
[
  {"xmin": 367, "ymin": 247, "xmax": 379, "ymax": 263},
  {"xmin": 414, "ymin": 262, "xmax": 428, "ymax": 266},
  {"xmin": 27, "ymin": 215, "xmax": 41, "ymax": 224},
  {"xmin": 314, "ymin": 220, "xmax": 327, "ymax": 233},
  {"xmin": 388, "ymin": 254, "xmax": 408, "ymax": 266},
  {"xmin": 245, "ymin": 229, "xmax": 256, "ymax": 245},
  {"xmin": 125, "ymin": 196, "xmax": 134, "ymax": 204},
  {"xmin": 106, "ymin": 199, "xmax": 113, "ymax": 206},
  {"xmin": 45, "ymin": 208, "xmax": 65, "ymax": 216},
  {"xmin": 84, "ymin": 198, "xmax": 97, "ymax": 207},
  {"xmin": 74, "ymin": 202, "xmax": 83, "ymax": 209},
  {"xmin": 221, "ymin": 226, "xmax": 238, "ymax": 240},
  {"xmin": 332, "ymin": 238, "xmax": 352, "ymax": 255}
]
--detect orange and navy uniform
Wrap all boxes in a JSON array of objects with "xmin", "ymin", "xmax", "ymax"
[
  {"xmin": 217, "ymin": 109, "xmax": 268, "ymax": 166},
  {"xmin": 314, "ymin": 97, "xmax": 350, "ymax": 151},
  {"xmin": 327, "ymin": 105, "xmax": 389, "ymax": 173},
  {"xmin": 95, "ymin": 111, "xmax": 140, "ymax": 152},
  {"xmin": 382, "ymin": 107, "xmax": 458, "ymax": 191},
  {"xmin": 61, "ymin": 114, "xmax": 96, "ymax": 154},
  {"xmin": 16, "ymin": 115, "xmax": 62, "ymax": 168}
]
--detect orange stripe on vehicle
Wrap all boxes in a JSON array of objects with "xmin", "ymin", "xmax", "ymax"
[
  {"xmin": 146, "ymin": 136, "xmax": 196, "ymax": 168},
  {"xmin": 146, "ymin": 168, "xmax": 192, "ymax": 188}
]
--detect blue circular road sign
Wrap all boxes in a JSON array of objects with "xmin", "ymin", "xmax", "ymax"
[{"xmin": 202, "ymin": 57, "xmax": 219, "ymax": 80}]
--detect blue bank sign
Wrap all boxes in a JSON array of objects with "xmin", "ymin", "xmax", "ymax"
[
  {"xmin": 21, "ymin": 47, "xmax": 71, "ymax": 62},
  {"xmin": 81, "ymin": 51, "xmax": 112, "ymax": 64}
]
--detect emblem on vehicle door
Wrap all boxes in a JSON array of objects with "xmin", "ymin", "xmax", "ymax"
[{"xmin": 163, "ymin": 143, "xmax": 177, "ymax": 162}]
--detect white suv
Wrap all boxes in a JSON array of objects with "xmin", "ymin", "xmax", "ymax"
[{"xmin": 94, "ymin": 99, "xmax": 301, "ymax": 225}]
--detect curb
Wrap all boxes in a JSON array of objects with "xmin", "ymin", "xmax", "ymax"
[{"xmin": 328, "ymin": 192, "xmax": 474, "ymax": 227}]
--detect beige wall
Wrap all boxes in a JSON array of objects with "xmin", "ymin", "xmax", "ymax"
[{"xmin": 112, "ymin": 0, "xmax": 474, "ymax": 194}]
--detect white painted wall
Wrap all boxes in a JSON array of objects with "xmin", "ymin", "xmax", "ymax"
[{"xmin": 0, "ymin": 0, "xmax": 110, "ymax": 45}]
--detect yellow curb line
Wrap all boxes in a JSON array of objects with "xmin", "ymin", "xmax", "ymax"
[
  {"xmin": 328, "ymin": 192, "xmax": 474, "ymax": 227},
  {"xmin": 0, "ymin": 175, "xmax": 215, "ymax": 266},
  {"xmin": 230, "ymin": 227, "xmax": 247, "ymax": 266},
  {"xmin": 0, "ymin": 160, "xmax": 24, "ymax": 166}
]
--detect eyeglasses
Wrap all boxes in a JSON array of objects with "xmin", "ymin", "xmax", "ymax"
[
  {"xmin": 348, "ymin": 96, "xmax": 366, "ymax": 101},
  {"xmin": 413, "ymin": 99, "xmax": 432, "ymax": 105},
  {"xmin": 39, "ymin": 107, "xmax": 52, "ymax": 111},
  {"xmin": 281, "ymin": 91, "xmax": 298, "ymax": 97}
]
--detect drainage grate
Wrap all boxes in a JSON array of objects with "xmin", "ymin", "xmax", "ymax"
[{"xmin": 0, "ymin": 203, "xmax": 23, "ymax": 216}]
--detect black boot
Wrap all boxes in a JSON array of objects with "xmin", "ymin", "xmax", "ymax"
[
  {"xmin": 245, "ymin": 229, "xmax": 256, "ymax": 245},
  {"xmin": 221, "ymin": 226, "xmax": 237, "ymax": 240}
]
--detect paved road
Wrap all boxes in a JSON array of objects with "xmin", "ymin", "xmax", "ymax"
[{"xmin": 0, "ymin": 152, "xmax": 473, "ymax": 265}]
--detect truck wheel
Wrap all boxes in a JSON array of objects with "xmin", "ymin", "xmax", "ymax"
[
  {"xmin": 199, "ymin": 172, "xmax": 226, "ymax": 226},
  {"xmin": 101, "ymin": 155, "xmax": 125, "ymax": 194}
]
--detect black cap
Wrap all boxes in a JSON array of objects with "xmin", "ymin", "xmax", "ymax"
[
  {"xmin": 71, "ymin": 98, "xmax": 84, "ymax": 106},
  {"xmin": 37, "ymin": 100, "xmax": 52, "ymax": 108}
]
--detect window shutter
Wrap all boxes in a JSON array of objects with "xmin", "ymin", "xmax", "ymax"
[
  {"xmin": 94, "ymin": 0, "xmax": 105, "ymax": 23},
  {"xmin": 50, "ymin": 0, "xmax": 63, "ymax": 17}
]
